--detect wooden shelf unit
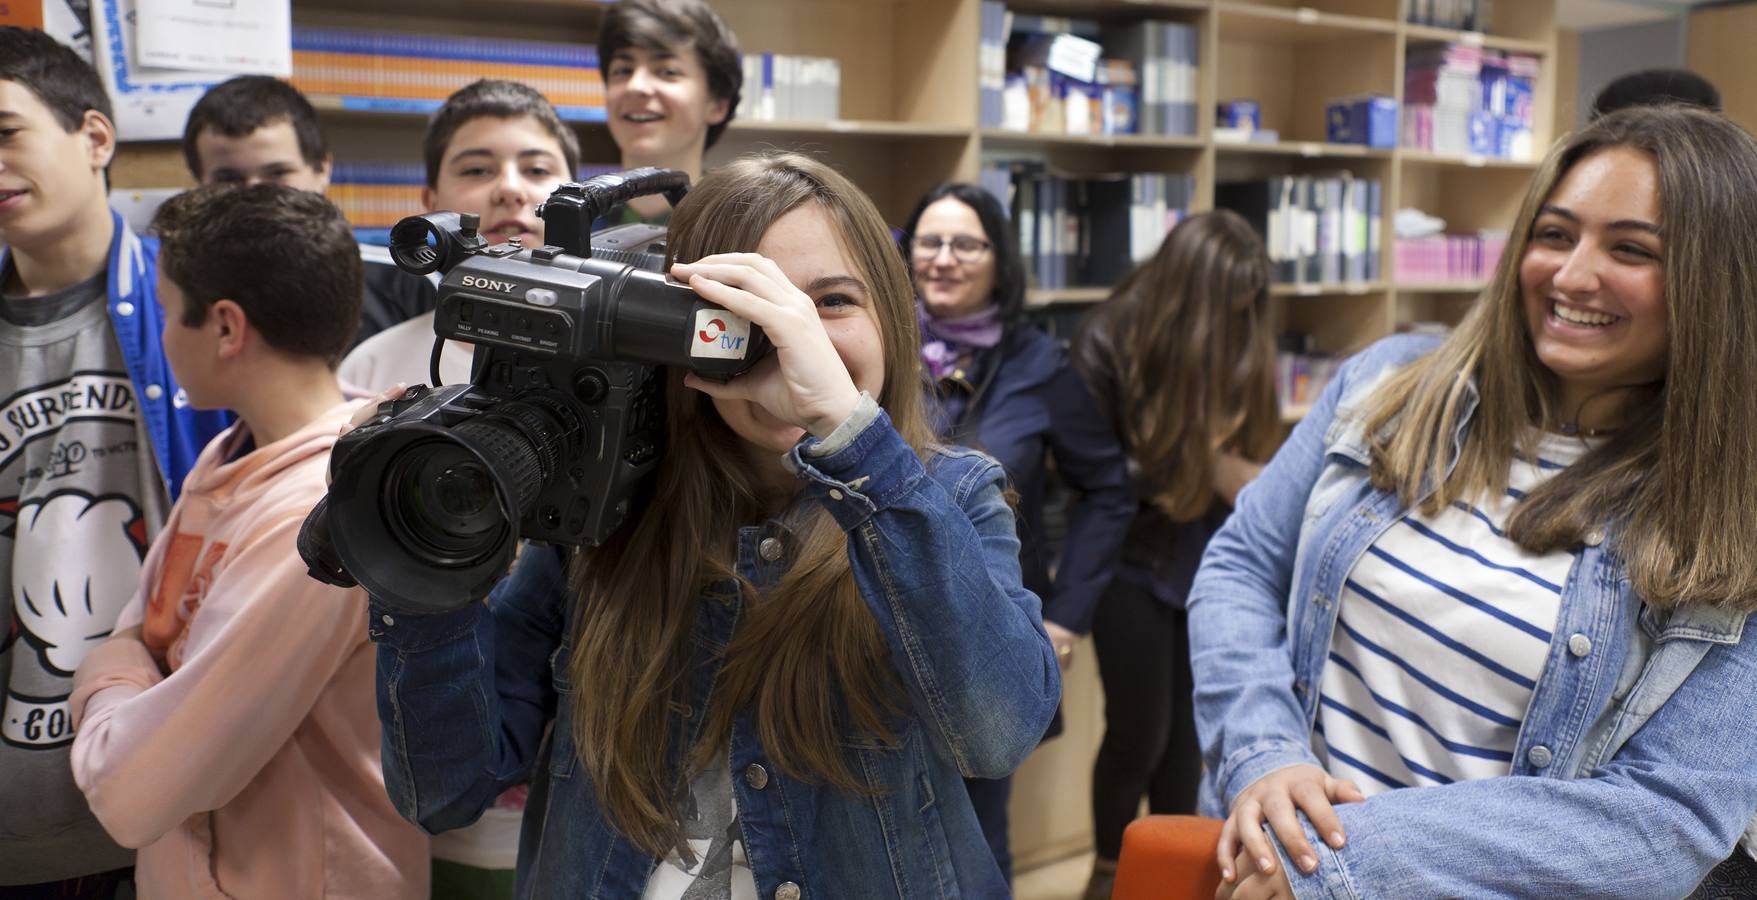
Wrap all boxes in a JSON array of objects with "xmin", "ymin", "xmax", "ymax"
[{"xmin": 108, "ymin": 0, "xmax": 1557, "ymax": 356}]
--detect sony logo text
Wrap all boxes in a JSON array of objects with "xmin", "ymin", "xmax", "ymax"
[{"xmin": 461, "ymin": 275, "xmax": 518, "ymax": 293}]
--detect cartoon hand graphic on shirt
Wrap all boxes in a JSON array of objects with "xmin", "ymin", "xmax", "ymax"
[{"xmin": 9, "ymin": 491, "xmax": 148, "ymax": 675}]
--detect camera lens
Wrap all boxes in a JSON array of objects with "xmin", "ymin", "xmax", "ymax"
[
  {"xmin": 435, "ymin": 462, "xmax": 494, "ymax": 519},
  {"xmin": 382, "ymin": 440, "xmax": 508, "ymax": 566},
  {"xmin": 321, "ymin": 387, "xmax": 583, "ymax": 612}
]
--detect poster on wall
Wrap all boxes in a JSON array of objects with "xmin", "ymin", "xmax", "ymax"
[
  {"xmin": 134, "ymin": 0, "xmax": 290, "ymax": 75},
  {"xmin": 0, "ymin": 1, "xmax": 97, "ymax": 62},
  {"xmin": 91, "ymin": 0, "xmax": 244, "ymax": 141}
]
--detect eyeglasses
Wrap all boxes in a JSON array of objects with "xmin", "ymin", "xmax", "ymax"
[{"xmin": 911, "ymin": 233, "xmax": 993, "ymax": 264}]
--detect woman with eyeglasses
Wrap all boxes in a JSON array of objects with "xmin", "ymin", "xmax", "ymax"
[{"xmin": 897, "ymin": 183, "xmax": 1135, "ymax": 885}]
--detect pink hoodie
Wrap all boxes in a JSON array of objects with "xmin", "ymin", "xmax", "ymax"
[{"xmin": 70, "ymin": 400, "xmax": 429, "ymax": 899}]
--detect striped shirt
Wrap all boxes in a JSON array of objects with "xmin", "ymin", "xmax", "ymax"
[{"xmin": 1314, "ymin": 429, "xmax": 1596, "ymax": 794}]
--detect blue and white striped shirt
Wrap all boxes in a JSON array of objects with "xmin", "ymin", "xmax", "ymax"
[{"xmin": 1315, "ymin": 429, "xmax": 1595, "ymax": 794}]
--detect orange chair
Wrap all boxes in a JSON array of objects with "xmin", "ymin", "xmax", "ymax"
[{"xmin": 1112, "ymin": 815, "xmax": 1227, "ymax": 900}]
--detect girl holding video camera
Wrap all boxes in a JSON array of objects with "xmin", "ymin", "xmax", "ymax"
[{"xmin": 363, "ymin": 152, "xmax": 1058, "ymax": 899}]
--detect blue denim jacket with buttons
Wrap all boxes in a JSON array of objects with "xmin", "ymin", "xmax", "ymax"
[
  {"xmin": 367, "ymin": 402, "xmax": 1059, "ymax": 899},
  {"xmin": 1189, "ymin": 334, "xmax": 1757, "ymax": 899}
]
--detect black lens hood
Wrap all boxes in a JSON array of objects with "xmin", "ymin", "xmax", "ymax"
[{"xmin": 326, "ymin": 420, "xmax": 522, "ymax": 612}]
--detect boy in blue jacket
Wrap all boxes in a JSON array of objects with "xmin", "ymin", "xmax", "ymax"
[{"xmin": 0, "ymin": 25, "xmax": 231, "ymax": 897}]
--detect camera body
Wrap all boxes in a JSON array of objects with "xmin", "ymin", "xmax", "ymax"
[{"xmin": 302, "ymin": 169, "xmax": 770, "ymax": 609}]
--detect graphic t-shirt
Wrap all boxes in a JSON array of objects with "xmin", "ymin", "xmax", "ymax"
[
  {"xmin": 641, "ymin": 759, "xmax": 757, "ymax": 900},
  {"xmin": 0, "ymin": 270, "xmax": 166, "ymax": 883}
]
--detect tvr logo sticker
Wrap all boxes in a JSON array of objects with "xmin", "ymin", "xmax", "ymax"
[{"xmin": 691, "ymin": 309, "xmax": 752, "ymax": 360}]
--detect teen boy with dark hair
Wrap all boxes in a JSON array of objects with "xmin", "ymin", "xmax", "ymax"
[
  {"xmin": 69, "ymin": 183, "xmax": 428, "ymax": 899},
  {"xmin": 340, "ymin": 78, "xmax": 578, "ymax": 392},
  {"xmin": 183, "ymin": 75, "xmax": 437, "ymax": 348},
  {"xmin": 597, "ymin": 0, "xmax": 742, "ymax": 222},
  {"xmin": 0, "ymin": 26, "xmax": 231, "ymax": 896}
]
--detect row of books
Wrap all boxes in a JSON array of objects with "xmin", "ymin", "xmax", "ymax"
[
  {"xmin": 1407, "ymin": 0, "xmax": 1491, "ymax": 31},
  {"xmin": 982, "ymin": 164, "xmax": 1194, "ymax": 290},
  {"xmin": 1404, "ymin": 43, "xmax": 1538, "ymax": 160},
  {"xmin": 1216, "ymin": 175, "xmax": 1384, "ymax": 287},
  {"xmin": 734, "ymin": 53, "xmax": 840, "ymax": 123},
  {"xmin": 290, "ymin": 27, "xmax": 606, "ymax": 120},
  {"xmin": 329, "ymin": 161, "xmax": 619, "ymax": 244},
  {"xmin": 1394, "ymin": 231, "xmax": 1509, "ymax": 284},
  {"xmin": 980, "ymin": 5, "xmax": 1199, "ymax": 137},
  {"xmin": 1277, "ymin": 349, "xmax": 1344, "ymax": 415}
]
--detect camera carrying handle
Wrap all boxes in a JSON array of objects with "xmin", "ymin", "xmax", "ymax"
[{"xmin": 538, "ymin": 168, "xmax": 690, "ymax": 259}]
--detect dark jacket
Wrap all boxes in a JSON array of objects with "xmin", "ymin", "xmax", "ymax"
[
  {"xmin": 925, "ymin": 323, "xmax": 1134, "ymax": 634},
  {"xmin": 1071, "ymin": 302, "xmax": 1231, "ymax": 610},
  {"xmin": 354, "ymin": 245, "xmax": 438, "ymax": 350}
]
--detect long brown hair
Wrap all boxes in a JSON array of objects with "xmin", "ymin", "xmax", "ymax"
[
  {"xmin": 1086, "ymin": 209, "xmax": 1279, "ymax": 521},
  {"xmin": 1363, "ymin": 105, "xmax": 1757, "ymax": 611},
  {"xmin": 566, "ymin": 153, "xmax": 936, "ymax": 854}
]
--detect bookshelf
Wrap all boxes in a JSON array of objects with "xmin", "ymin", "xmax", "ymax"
[
  {"xmin": 103, "ymin": 1, "xmax": 1558, "ymax": 871},
  {"xmin": 109, "ymin": 0, "xmax": 1559, "ymax": 362}
]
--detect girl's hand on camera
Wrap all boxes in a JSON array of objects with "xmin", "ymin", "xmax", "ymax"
[
  {"xmin": 1217, "ymin": 764, "xmax": 1362, "ymax": 883},
  {"xmin": 341, "ymin": 384, "xmax": 408, "ymax": 436},
  {"xmin": 672, "ymin": 254, "xmax": 860, "ymax": 438}
]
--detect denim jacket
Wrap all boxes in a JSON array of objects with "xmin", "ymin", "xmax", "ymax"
[
  {"xmin": 368, "ymin": 402, "xmax": 1059, "ymax": 899},
  {"xmin": 1189, "ymin": 334, "xmax": 1757, "ymax": 899}
]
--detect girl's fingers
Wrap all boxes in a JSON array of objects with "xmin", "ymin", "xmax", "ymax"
[
  {"xmin": 1327, "ymin": 776, "xmax": 1366, "ymax": 805},
  {"xmin": 681, "ymin": 372, "xmax": 751, "ymax": 402},
  {"xmin": 1235, "ymin": 800, "xmax": 1278, "ymax": 879},
  {"xmin": 1262, "ymin": 793, "xmax": 1316, "ymax": 875},
  {"xmin": 683, "ymin": 274, "xmax": 780, "ymax": 331},
  {"xmin": 1216, "ymin": 813, "xmax": 1240, "ymax": 882},
  {"xmin": 1290, "ymin": 778, "xmax": 1345, "ymax": 854},
  {"xmin": 672, "ymin": 260, "xmax": 789, "ymax": 302}
]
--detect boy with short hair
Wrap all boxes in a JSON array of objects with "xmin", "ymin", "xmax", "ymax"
[
  {"xmin": 68, "ymin": 183, "xmax": 428, "ymax": 899},
  {"xmin": 339, "ymin": 78, "xmax": 579, "ymax": 391},
  {"xmin": 0, "ymin": 26, "xmax": 231, "ymax": 895},
  {"xmin": 598, "ymin": 0, "xmax": 742, "ymax": 222},
  {"xmin": 183, "ymin": 75, "xmax": 437, "ymax": 347}
]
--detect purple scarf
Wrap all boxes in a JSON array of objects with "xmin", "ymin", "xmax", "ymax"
[{"xmin": 918, "ymin": 301, "xmax": 1003, "ymax": 380}]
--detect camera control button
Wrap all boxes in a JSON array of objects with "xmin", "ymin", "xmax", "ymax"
[
  {"xmin": 525, "ymin": 288, "xmax": 559, "ymax": 307},
  {"xmin": 758, "ymin": 537, "xmax": 784, "ymax": 562}
]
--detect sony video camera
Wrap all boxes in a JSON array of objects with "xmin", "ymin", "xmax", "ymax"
[{"xmin": 298, "ymin": 168, "xmax": 771, "ymax": 611}]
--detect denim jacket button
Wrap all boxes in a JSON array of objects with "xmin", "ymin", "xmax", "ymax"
[
  {"xmin": 1584, "ymin": 529, "xmax": 1605, "ymax": 547},
  {"xmin": 828, "ymin": 488, "xmax": 844, "ymax": 501},
  {"xmin": 759, "ymin": 537, "xmax": 784, "ymax": 562},
  {"xmin": 775, "ymin": 881, "xmax": 801, "ymax": 900},
  {"xmin": 381, "ymin": 614, "xmax": 395, "ymax": 627},
  {"xmin": 1568, "ymin": 633, "xmax": 1592, "ymax": 657},
  {"xmin": 745, "ymin": 763, "xmax": 770, "ymax": 790},
  {"xmin": 1527, "ymin": 745, "xmax": 1553, "ymax": 768},
  {"xmin": 1293, "ymin": 679, "xmax": 1309, "ymax": 696}
]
